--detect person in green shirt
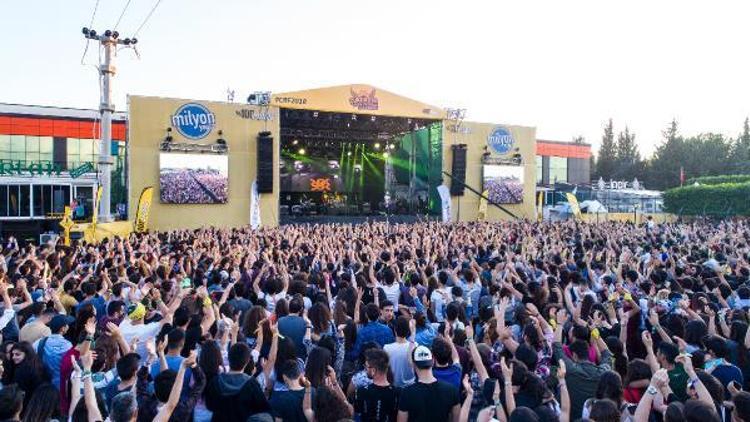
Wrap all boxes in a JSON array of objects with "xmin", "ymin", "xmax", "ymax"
[{"xmin": 643, "ymin": 331, "xmax": 689, "ymax": 401}]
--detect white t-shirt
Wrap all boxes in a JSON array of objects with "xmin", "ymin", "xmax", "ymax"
[
  {"xmin": 431, "ymin": 288, "xmax": 452, "ymax": 322},
  {"xmin": 384, "ymin": 341, "xmax": 415, "ymax": 388},
  {"xmin": 119, "ymin": 318, "xmax": 161, "ymax": 362},
  {"xmin": 257, "ymin": 292, "xmax": 287, "ymax": 313},
  {"xmin": 381, "ymin": 283, "xmax": 401, "ymax": 307}
]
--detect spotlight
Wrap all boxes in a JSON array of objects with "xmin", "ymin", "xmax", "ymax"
[
  {"xmin": 388, "ymin": 143, "xmax": 395, "ymax": 150},
  {"xmin": 216, "ymin": 130, "xmax": 226, "ymax": 145},
  {"xmin": 298, "ymin": 148, "xmax": 306, "ymax": 155},
  {"xmin": 370, "ymin": 116, "xmax": 376, "ymax": 122},
  {"xmin": 104, "ymin": 30, "xmax": 112, "ymax": 37},
  {"xmin": 347, "ymin": 151, "xmax": 352, "ymax": 157},
  {"xmin": 131, "ymin": 37, "xmax": 138, "ymax": 44},
  {"xmin": 292, "ymin": 139, "xmax": 299, "ymax": 145},
  {"xmin": 112, "ymin": 31, "xmax": 119, "ymax": 39},
  {"xmin": 123, "ymin": 38, "xmax": 132, "ymax": 45},
  {"xmin": 82, "ymin": 27, "xmax": 89, "ymax": 35},
  {"xmin": 374, "ymin": 142, "xmax": 381, "ymax": 150},
  {"xmin": 351, "ymin": 114, "xmax": 357, "ymax": 121},
  {"xmin": 164, "ymin": 127, "xmax": 173, "ymax": 143},
  {"xmin": 383, "ymin": 152, "xmax": 390, "ymax": 158},
  {"xmin": 313, "ymin": 112, "xmax": 319, "ymax": 118},
  {"xmin": 89, "ymin": 29, "xmax": 97, "ymax": 37}
]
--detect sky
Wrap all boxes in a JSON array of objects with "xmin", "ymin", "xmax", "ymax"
[
  {"xmin": 160, "ymin": 153, "xmax": 228, "ymax": 175},
  {"xmin": 2, "ymin": 0, "xmax": 750, "ymax": 157}
]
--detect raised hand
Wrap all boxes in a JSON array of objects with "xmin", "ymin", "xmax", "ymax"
[{"xmin": 556, "ymin": 359, "xmax": 566, "ymax": 380}]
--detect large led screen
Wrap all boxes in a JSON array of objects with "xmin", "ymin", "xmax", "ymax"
[
  {"xmin": 159, "ymin": 153, "xmax": 228, "ymax": 204},
  {"xmin": 483, "ymin": 164, "xmax": 524, "ymax": 204}
]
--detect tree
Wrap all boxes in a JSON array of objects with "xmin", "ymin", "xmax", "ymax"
[
  {"xmin": 595, "ymin": 119, "xmax": 617, "ymax": 180},
  {"xmin": 730, "ymin": 117, "xmax": 750, "ymax": 172},
  {"xmin": 612, "ymin": 126, "xmax": 642, "ymax": 181},
  {"xmin": 646, "ymin": 119, "xmax": 685, "ymax": 190}
]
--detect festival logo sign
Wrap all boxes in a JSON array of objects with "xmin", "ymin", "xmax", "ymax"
[
  {"xmin": 171, "ymin": 103, "xmax": 216, "ymax": 140},
  {"xmin": 487, "ymin": 126, "xmax": 515, "ymax": 155},
  {"xmin": 349, "ymin": 87, "xmax": 379, "ymax": 111},
  {"xmin": 310, "ymin": 178, "xmax": 332, "ymax": 192}
]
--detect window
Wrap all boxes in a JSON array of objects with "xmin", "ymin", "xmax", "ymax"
[
  {"xmin": 10, "ymin": 135, "xmax": 25, "ymax": 162},
  {"xmin": 0, "ymin": 185, "xmax": 6, "ymax": 217},
  {"xmin": 0, "ymin": 135, "xmax": 10, "ymax": 161},
  {"xmin": 549, "ymin": 156, "xmax": 568, "ymax": 183},
  {"xmin": 33, "ymin": 185, "xmax": 55, "ymax": 217},
  {"xmin": 536, "ymin": 155, "xmax": 543, "ymax": 184},
  {"xmin": 19, "ymin": 185, "xmax": 30, "ymax": 216},
  {"xmin": 52, "ymin": 185, "xmax": 70, "ymax": 213},
  {"xmin": 7, "ymin": 185, "xmax": 19, "ymax": 216},
  {"xmin": 68, "ymin": 138, "xmax": 99, "ymax": 168},
  {"xmin": 39, "ymin": 137, "xmax": 53, "ymax": 163}
]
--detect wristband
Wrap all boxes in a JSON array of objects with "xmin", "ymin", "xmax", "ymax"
[
  {"xmin": 85, "ymin": 336, "xmax": 95, "ymax": 342},
  {"xmin": 646, "ymin": 385, "xmax": 658, "ymax": 395}
]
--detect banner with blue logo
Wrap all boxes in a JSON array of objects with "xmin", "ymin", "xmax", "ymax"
[
  {"xmin": 171, "ymin": 103, "xmax": 216, "ymax": 140},
  {"xmin": 487, "ymin": 126, "xmax": 515, "ymax": 154}
]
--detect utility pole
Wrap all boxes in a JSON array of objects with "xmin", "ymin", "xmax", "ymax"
[{"xmin": 82, "ymin": 27, "xmax": 138, "ymax": 222}]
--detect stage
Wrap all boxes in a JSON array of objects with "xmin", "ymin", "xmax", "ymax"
[{"xmin": 279, "ymin": 214, "xmax": 440, "ymax": 226}]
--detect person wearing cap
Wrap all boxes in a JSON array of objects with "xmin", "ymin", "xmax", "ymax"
[
  {"xmin": 32, "ymin": 313, "xmax": 74, "ymax": 388},
  {"xmin": 118, "ymin": 297, "xmax": 176, "ymax": 363},
  {"xmin": 396, "ymin": 344, "xmax": 461, "ymax": 422}
]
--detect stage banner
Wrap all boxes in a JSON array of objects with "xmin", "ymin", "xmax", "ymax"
[
  {"xmin": 437, "ymin": 184, "xmax": 452, "ymax": 222},
  {"xmin": 537, "ymin": 191, "xmax": 544, "ymax": 221},
  {"xmin": 134, "ymin": 187, "xmax": 154, "ymax": 233},
  {"xmin": 565, "ymin": 193, "xmax": 582, "ymax": 219},
  {"xmin": 478, "ymin": 190, "xmax": 489, "ymax": 221},
  {"xmin": 92, "ymin": 186, "xmax": 103, "ymax": 225},
  {"xmin": 250, "ymin": 180, "xmax": 261, "ymax": 229}
]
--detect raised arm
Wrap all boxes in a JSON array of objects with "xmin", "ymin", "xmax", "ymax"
[
  {"xmin": 557, "ymin": 360, "xmax": 570, "ymax": 422},
  {"xmin": 154, "ymin": 351, "xmax": 196, "ymax": 422},
  {"xmin": 500, "ymin": 357, "xmax": 516, "ymax": 415}
]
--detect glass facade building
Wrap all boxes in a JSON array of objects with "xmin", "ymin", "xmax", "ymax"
[{"xmin": 0, "ymin": 104, "xmax": 127, "ymax": 239}]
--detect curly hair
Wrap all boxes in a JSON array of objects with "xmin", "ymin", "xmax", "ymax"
[{"xmin": 313, "ymin": 385, "xmax": 352, "ymax": 421}]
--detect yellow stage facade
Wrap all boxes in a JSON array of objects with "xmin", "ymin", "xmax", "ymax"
[{"xmin": 127, "ymin": 85, "xmax": 536, "ymax": 231}]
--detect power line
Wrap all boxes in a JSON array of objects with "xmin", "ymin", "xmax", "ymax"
[
  {"xmin": 113, "ymin": 0, "xmax": 133, "ymax": 31},
  {"xmin": 80, "ymin": 0, "xmax": 101, "ymax": 64},
  {"xmin": 133, "ymin": 0, "xmax": 164, "ymax": 38}
]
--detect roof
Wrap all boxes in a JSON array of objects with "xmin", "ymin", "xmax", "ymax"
[
  {"xmin": 536, "ymin": 140, "xmax": 591, "ymax": 159},
  {"xmin": 0, "ymin": 103, "xmax": 127, "ymax": 121},
  {"xmin": 271, "ymin": 84, "xmax": 446, "ymax": 120}
]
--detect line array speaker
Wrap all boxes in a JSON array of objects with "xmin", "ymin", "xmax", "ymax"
[
  {"xmin": 450, "ymin": 144, "xmax": 467, "ymax": 196},
  {"xmin": 257, "ymin": 131, "xmax": 274, "ymax": 193}
]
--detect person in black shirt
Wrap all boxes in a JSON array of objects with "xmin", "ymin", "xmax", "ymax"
[
  {"xmin": 355, "ymin": 349, "xmax": 399, "ymax": 422},
  {"xmin": 269, "ymin": 359, "xmax": 308, "ymax": 422},
  {"xmin": 397, "ymin": 345, "xmax": 460, "ymax": 422}
]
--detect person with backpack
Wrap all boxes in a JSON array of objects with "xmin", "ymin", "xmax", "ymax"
[{"xmin": 33, "ymin": 314, "xmax": 74, "ymax": 388}]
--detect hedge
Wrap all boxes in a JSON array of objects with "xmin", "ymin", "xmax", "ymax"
[
  {"xmin": 663, "ymin": 181, "xmax": 750, "ymax": 215},
  {"xmin": 686, "ymin": 174, "xmax": 750, "ymax": 186}
]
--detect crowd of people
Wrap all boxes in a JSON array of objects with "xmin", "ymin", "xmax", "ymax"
[
  {"xmin": 0, "ymin": 219, "xmax": 749, "ymax": 422},
  {"xmin": 159, "ymin": 169, "xmax": 227, "ymax": 204}
]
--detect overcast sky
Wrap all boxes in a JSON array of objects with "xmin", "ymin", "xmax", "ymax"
[{"xmin": 2, "ymin": 0, "xmax": 749, "ymax": 156}]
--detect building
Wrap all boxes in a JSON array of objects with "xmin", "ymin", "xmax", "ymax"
[
  {"xmin": 535, "ymin": 139, "xmax": 591, "ymax": 186},
  {"xmin": 0, "ymin": 103, "xmax": 127, "ymax": 239}
]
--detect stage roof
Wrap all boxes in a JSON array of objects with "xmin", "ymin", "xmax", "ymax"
[{"xmin": 272, "ymin": 84, "xmax": 446, "ymax": 120}]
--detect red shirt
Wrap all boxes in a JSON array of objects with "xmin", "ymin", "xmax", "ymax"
[{"xmin": 59, "ymin": 347, "xmax": 81, "ymax": 415}]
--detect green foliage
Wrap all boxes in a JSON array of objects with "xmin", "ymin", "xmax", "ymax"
[
  {"xmin": 595, "ymin": 119, "xmax": 617, "ymax": 180},
  {"xmin": 663, "ymin": 181, "xmax": 750, "ymax": 215},
  {"xmin": 686, "ymin": 174, "xmax": 750, "ymax": 185}
]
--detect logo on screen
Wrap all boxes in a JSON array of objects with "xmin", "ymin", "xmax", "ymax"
[
  {"xmin": 487, "ymin": 126, "xmax": 515, "ymax": 154},
  {"xmin": 171, "ymin": 103, "xmax": 216, "ymax": 140},
  {"xmin": 349, "ymin": 87, "xmax": 379, "ymax": 111},
  {"xmin": 310, "ymin": 178, "xmax": 332, "ymax": 192}
]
